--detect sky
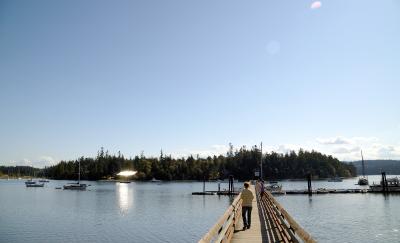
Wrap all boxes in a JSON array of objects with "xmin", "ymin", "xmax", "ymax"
[{"xmin": 1, "ymin": 0, "xmax": 399, "ymax": 167}]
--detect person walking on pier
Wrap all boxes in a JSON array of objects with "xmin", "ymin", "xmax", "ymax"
[{"xmin": 240, "ymin": 182, "xmax": 254, "ymax": 230}]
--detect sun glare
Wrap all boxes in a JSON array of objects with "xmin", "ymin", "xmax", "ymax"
[{"xmin": 117, "ymin": 170, "xmax": 137, "ymax": 177}]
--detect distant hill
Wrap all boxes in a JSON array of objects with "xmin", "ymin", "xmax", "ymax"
[{"xmin": 347, "ymin": 160, "xmax": 400, "ymax": 175}]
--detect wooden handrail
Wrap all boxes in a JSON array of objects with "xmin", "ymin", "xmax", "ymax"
[
  {"xmin": 257, "ymin": 183, "xmax": 317, "ymax": 243},
  {"xmin": 199, "ymin": 194, "xmax": 242, "ymax": 243}
]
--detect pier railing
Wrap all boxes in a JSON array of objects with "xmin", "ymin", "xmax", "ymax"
[
  {"xmin": 256, "ymin": 182, "xmax": 316, "ymax": 243},
  {"xmin": 198, "ymin": 194, "xmax": 242, "ymax": 243}
]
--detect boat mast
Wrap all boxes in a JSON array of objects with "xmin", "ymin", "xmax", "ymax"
[{"xmin": 361, "ymin": 150, "xmax": 365, "ymax": 177}]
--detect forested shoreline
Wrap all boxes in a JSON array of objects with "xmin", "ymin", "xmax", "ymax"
[
  {"xmin": 0, "ymin": 166, "xmax": 40, "ymax": 178},
  {"xmin": 1, "ymin": 145, "xmax": 356, "ymax": 180}
]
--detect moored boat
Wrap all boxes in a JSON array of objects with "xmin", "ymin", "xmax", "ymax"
[
  {"xmin": 63, "ymin": 160, "xmax": 87, "ymax": 190},
  {"xmin": 265, "ymin": 181, "xmax": 285, "ymax": 195},
  {"xmin": 370, "ymin": 177, "xmax": 400, "ymax": 192},
  {"xmin": 151, "ymin": 178, "xmax": 161, "ymax": 182},
  {"xmin": 316, "ymin": 188, "xmax": 329, "ymax": 194},
  {"xmin": 357, "ymin": 150, "xmax": 369, "ymax": 185},
  {"xmin": 63, "ymin": 182, "xmax": 87, "ymax": 190},
  {"xmin": 25, "ymin": 179, "xmax": 44, "ymax": 187},
  {"xmin": 358, "ymin": 177, "xmax": 368, "ymax": 186}
]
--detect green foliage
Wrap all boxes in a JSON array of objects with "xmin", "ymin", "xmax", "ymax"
[
  {"xmin": 41, "ymin": 146, "xmax": 356, "ymax": 180},
  {"xmin": 0, "ymin": 166, "xmax": 41, "ymax": 177}
]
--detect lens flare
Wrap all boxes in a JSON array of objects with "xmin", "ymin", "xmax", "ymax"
[
  {"xmin": 311, "ymin": 1, "xmax": 322, "ymax": 9},
  {"xmin": 117, "ymin": 170, "xmax": 137, "ymax": 177}
]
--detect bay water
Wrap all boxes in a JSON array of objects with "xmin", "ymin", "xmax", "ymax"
[{"xmin": 1, "ymin": 175, "xmax": 399, "ymax": 242}]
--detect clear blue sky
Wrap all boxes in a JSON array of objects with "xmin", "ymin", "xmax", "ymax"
[{"xmin": 1, "ymin": 0, "xmax": 399, "ymax": 167}]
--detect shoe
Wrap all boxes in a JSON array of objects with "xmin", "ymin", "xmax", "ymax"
[
  {"xmin": 247, "ymin": 225, "xmax": 251, "ymax": 229},
  {"xmin": 242, "ymin": 226, "xmax": 247, "ymax": 231}
]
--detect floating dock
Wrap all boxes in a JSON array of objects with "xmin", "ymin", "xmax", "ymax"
[
  {"xmin": 285, "ymin": 189, "xmax": 368, "ymax": 194},
  {"xmin": 193, "ymin": 176, "xmax": 239, "ymax": 196},
  {"xmin": 285, "ymin": 188, "xmax": 400, "ymax": 195},
  {"xmin": 192, "ymin": 191, "xmax": 239, "ymax": 196}
]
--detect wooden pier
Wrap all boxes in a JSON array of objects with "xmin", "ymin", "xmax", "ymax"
[
  {"xmin": 231, "ymin": 185, "xmax": 263, "ymax": 243},
  {"xmin": 198, "ymin": 182, "xmax": 316, "ymax": 243}
]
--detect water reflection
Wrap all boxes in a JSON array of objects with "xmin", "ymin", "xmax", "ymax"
[
  {"xmin": 0, "ymin": 181, "xmax": 232, "ymax": 243},
  {"xmin": 117, "ymin": 183, "xmax": 132, "ymax": 215}
]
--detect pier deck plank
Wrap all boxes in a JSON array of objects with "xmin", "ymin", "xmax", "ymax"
[{"xmin": 232, "ymin": 185, "xmax": 265, "ymax": 243}]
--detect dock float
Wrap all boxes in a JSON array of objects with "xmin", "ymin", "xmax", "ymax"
[
  {"xmin": 192, "ymin": 191, "xmax": 240, "ymax": 196},
  {"xmin": 284, "ymin": 188, "xmax": 400, "ymax": 194}
]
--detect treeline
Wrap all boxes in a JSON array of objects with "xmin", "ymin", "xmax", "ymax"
[
  {"xmin": 41, "ymin": 145, "xmax": 356, "ymax": 180},
  {"xmin": 0, "ymin": 166, "xmax": 41, "ymax": 177}
]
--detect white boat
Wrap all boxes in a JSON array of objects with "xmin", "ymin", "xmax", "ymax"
[
  {"xmin": 151, "ymin": 178, "xmax": 161, "ymax": 182},
  {"xmin": 25, "ymin": 170, "xmax": 44, "ymax": 187},
  {"xmin": 63, "ymin": 160, "xmax": 87, "ymax": 190},
  {"xmin": 25, "ymin": 179, "xmax": 44, "ymax": 187},
  {"xmin": 265, "ymin": 182, "xmax": 285, "ymax": 195},
  {"xmin": 357, "ymin": 150, "xmax": 369, "ymax": 185},
  {"xmin": 316, "ymin": 188, "xmax": 330, "ymax": 194}
]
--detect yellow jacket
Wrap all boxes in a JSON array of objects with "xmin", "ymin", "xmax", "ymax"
[{"xmin": 241, "ymin": 188, "xmax": 254, "ymax": 207}]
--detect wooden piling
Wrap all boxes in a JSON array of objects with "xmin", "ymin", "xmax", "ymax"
[
  {"xmin": 203, "ymin": 176, "xmax": 206, "ymax": 193},
  {"xmin": 229, "ymin": 175, "xmax": 234, "ymax": 194},
  {"xmin": 382, "ymin": 172, "xmax": 389, "ymax": 193},
  {"xmin": 307, "ymin": 174, "xmax": 312, "ymax": 196}
]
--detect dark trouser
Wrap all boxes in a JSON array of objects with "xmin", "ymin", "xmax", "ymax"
[{"xmin": 242, "ymin": 206, "xmax": 252, "ymax": 227}]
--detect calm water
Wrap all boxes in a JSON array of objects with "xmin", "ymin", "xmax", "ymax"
[
  {"xmin": 276, "ymin": 175, "xmax": 400, "ymax": 243},
  {"xmin": 1, "ymin": 176, "xmax": 400, "ymax": 243},
  {"xmin": 0, "ymin": 180, "xmax": 234, "ymax": 243}
]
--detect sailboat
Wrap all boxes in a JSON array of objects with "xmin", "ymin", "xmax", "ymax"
[
  {"xmin": 25, "ymin": 170, "xmax": 44, "ymax": 187},
  {"xmin": 357, "ymin": 150, "xmax": 368, "ymax": 185},
  {"xmin": 63, "ymin": 160, "xmax": 87, "ymax": 190},
  {"xmin": 25, "ymin": 179, "xmax": 45, "ymax": 187}
]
